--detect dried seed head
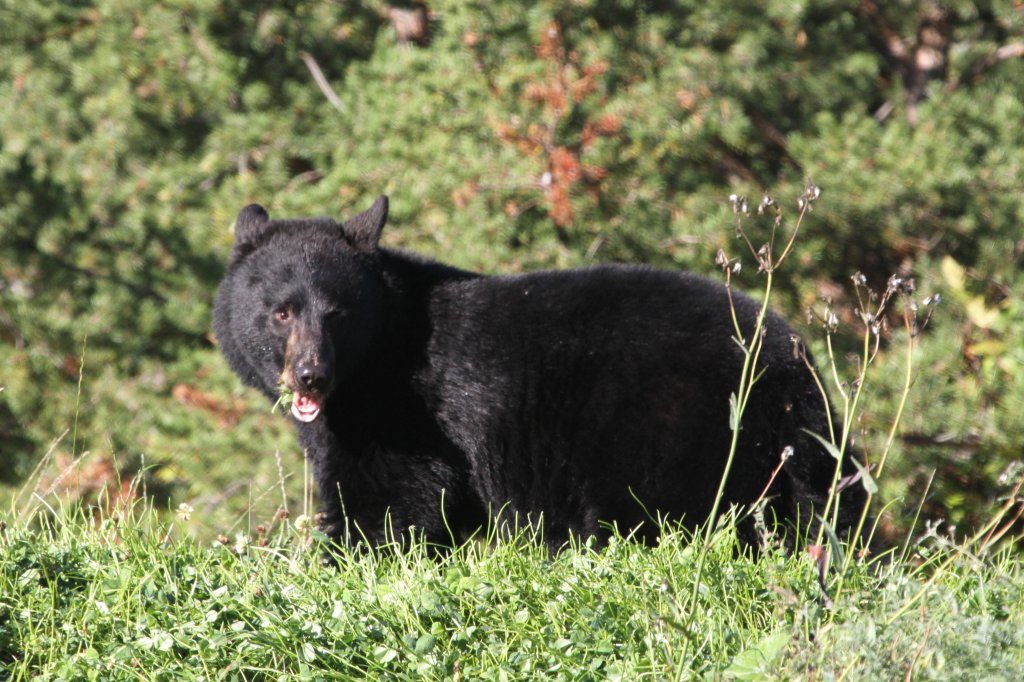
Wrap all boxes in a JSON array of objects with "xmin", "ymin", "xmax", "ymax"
[
  {"xmin": 797, "ymin": 184, "xmax": 821, "ymax": 212},
  {"xmin": 757, "ymin": 243, "xmax": 770, "ymax": 271},
  {"xmin": 790, "ymin": 334, "xmax": 804, "ymax": 359},
  {"xmin": 758, "ymin": 194, "xmax": 775, "ymax": 215},
  {"xmin": 780, "ymin": 445, "xmax": 795, "ymax": 461},
  {"xmin": 851, "ymin": 271, "xmax": 867, "ymax": 287},
  {"xmin": 885, "ymin": 274, "xmax": 915, "ymax": 297},
  {"xmin": 176, "ymin": 502, "xmax": 193, "ymax": 521},
  {"xmin": 729, "ymin": 194, "xmax": 749, "ymax": 215},
  {"xmin": 998, "ymin": 460, "xmax": 1024, "ymax": 486}
]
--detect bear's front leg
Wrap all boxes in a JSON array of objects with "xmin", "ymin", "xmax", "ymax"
[{"xmin": 309, "ymin": 442, "xmax": 479, "ymax": 553}]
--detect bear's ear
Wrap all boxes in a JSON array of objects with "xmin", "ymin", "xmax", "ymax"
[
  {"xmin": 236, "ymin": 203, "xmax": 269, "ymax": 237},
  {"xmin": 342, "ymin": 195, "xmax": 389, "ymax": 252},
  {"xmin": 229, "ymin": 204, "xmax": 272, "ymax": 263}
]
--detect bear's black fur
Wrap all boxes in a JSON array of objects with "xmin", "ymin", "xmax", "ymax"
[{"xmin": 213, "ymin": 196, "xmax": 867, "ymax": 551}]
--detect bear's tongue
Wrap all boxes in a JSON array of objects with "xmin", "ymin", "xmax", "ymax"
[{"xmin": 291, "ymin": 393, "xmax": 322, "ymax": 423}]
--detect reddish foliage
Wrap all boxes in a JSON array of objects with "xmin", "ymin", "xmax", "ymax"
[
  {"xmin": 584, "ymin": 165, "xmax": 608, "ymax": 182},
  {"xmin": 63, "ymin": 355, "xmax": 82, "ymax": 378},
  {"xmin": 525, "ymin": 81, "xmax": 548, "ymax": 105},
  {"xmin": 593, "ymin": 112, "xmax": 622, "ymax": 136},
  {"xmin": 489, "ymin": 19, "xmax": 621, "ymax": 230},
  {"xmin": 550, "ymin": 147, "xmax": 581, "ymax": 183},
  {"xmin": 38, "ymin": 453, "xmax": 137, "ymax": 516},
  {"xmin": 547, "ymin": 183, "xmax": 574, "ymax": 227},
  {"xmin": 545, "ymin": 87, "xmax": 567, "ymax": 116},
  {"xmin": 536, "ymin": 20, "xmax": 562, "ymax": 59},
  {"xmin": 172, "ymin": 383, "xmax": 245, "ymax": 427},
  {"xmin": 452, "ymin": 181, "xmax": 479, "ymax": 209}
]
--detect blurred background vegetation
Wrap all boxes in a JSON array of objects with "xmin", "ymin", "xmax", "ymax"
[{"xmin": 1, "ymin": 0, "xmax": 1021, "ymax": 545}]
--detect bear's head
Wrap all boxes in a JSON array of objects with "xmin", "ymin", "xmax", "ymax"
[{"xmin": 213, "ymin": 196, "xmax": 390, "ymax": 423}]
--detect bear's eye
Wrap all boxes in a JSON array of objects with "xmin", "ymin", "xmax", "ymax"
[{"xmin": 273, "ymin": 307, "xmax": 291, "ymax": 323}]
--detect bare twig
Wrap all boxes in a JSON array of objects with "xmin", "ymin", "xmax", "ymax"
[
  {"xmin": 298, "ymin": 51, "xmax": 345, "ymax": 113},
  {"xmin": 949, "ymin": 42, "xmax": 1024, "ymax": 92}
]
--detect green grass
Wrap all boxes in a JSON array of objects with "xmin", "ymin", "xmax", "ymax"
[{"xmin": 2, "ymin": 502, "xmax": 1021, "ymax": 681}]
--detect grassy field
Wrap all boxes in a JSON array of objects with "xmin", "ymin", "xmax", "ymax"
[{"xmin": 2, "ymin": 496, "xmax": 1022, "ymax": 681}]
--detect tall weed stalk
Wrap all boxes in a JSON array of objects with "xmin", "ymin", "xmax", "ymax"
[
  {"xmin": 677, "ymin": 185, "xmax": 941, "ymax": 669},
  {"xmin": 677, "ymin": 187, "xmax": 819, "ymax": 667}
]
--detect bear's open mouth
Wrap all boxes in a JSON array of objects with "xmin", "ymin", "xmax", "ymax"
[{"xmin": 290, "ymin": 393, "xmax": 322, "ymax": 423}]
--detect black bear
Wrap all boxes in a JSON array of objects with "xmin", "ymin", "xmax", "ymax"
[{"xmin": 213, "ymin": 196, "xmax": 867, "ymax": 552}]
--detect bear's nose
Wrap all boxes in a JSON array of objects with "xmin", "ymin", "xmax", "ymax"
[{"xmin": 295, "ymin": 360, "xmax": 331, "ymax": 394}]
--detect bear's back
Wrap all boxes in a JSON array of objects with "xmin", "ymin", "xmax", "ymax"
[
  {"xmin": 416, "ymin": 265, "xmax": 805, "ymax": 518},
  {"xmin": 424, "ymin": 264, "xmax": 786, "ymax": 390}
]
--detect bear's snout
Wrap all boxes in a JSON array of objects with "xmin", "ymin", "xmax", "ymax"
[
  {"xmin": 284, "ymin": 351, "xmax": 332, "ymax": 424},
  {"xmin": 281, "ymin": 319, "xmax": 335, "ymax": 401},
  {"xmin": 294, "ymin": 357, "xmax": 332, "ymax": 394}
]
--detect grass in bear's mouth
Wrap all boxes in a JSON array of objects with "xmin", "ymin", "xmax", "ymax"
[{"xmin": 272, "ymin": 380, "xmax": 296, "ymax": 415}]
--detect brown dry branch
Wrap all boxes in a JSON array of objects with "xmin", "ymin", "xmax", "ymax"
[
  {"xmin": 172, "ymin": 383, "xmax": 246, "ymax": 427},
  {"xmin": 489, "ymin": 20, "xmax": 618, "ymax": 230}
]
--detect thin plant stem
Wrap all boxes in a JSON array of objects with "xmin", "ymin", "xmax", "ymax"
[
  {"xmin": 799, "ymin": 350, "xmax": 838, "ymax": 446},
  {"xmin": 678, "ymin": 191, "xmax": 817, "ymax": 671},
  {"xmin": 899, "ymin": 469, "xmax": 937, "ymax": 565},
  {"xmin": 842, "ymin": 306, "xmax": 917, "ymax": 579},
  {"xmin": 71, "ymin": 335, "xmax": 88, "ymax": 459},
  {"xmin": 678, "ymin": 270, "xmax": 774, "ymax": 671},
  {"xmin": 14, "ymin": 429, "xmax": 69, "ymax": 515},
  {"xmin": 820, "ymin": 320, "xmax": 871, "ymax": 542},
  {"xmin": 875, "ymin": 305, "xmax": 917, "ymax": 480},
  {"xmin": 885, "ymin": 488, "xmax": 1023, "ymax": 626}
]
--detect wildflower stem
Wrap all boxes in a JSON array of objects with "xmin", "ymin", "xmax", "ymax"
[
  {"xmin": 774, "ymin": 195, "xmax": 810, "ymax": 267},
  {"xmin": 800, "ymin": 345, "xmax": 837, "ymax": 446},
  {"xmin": 72, "ymin": 334, "xmax": 88, "ymax": 459},
  {"xmin": 679, "ymin": 268, "xmax": 774, "ymax": 669},
  {"xmin": 875, "ymin": 304, "xmax": 916, "ymax": 480}
]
